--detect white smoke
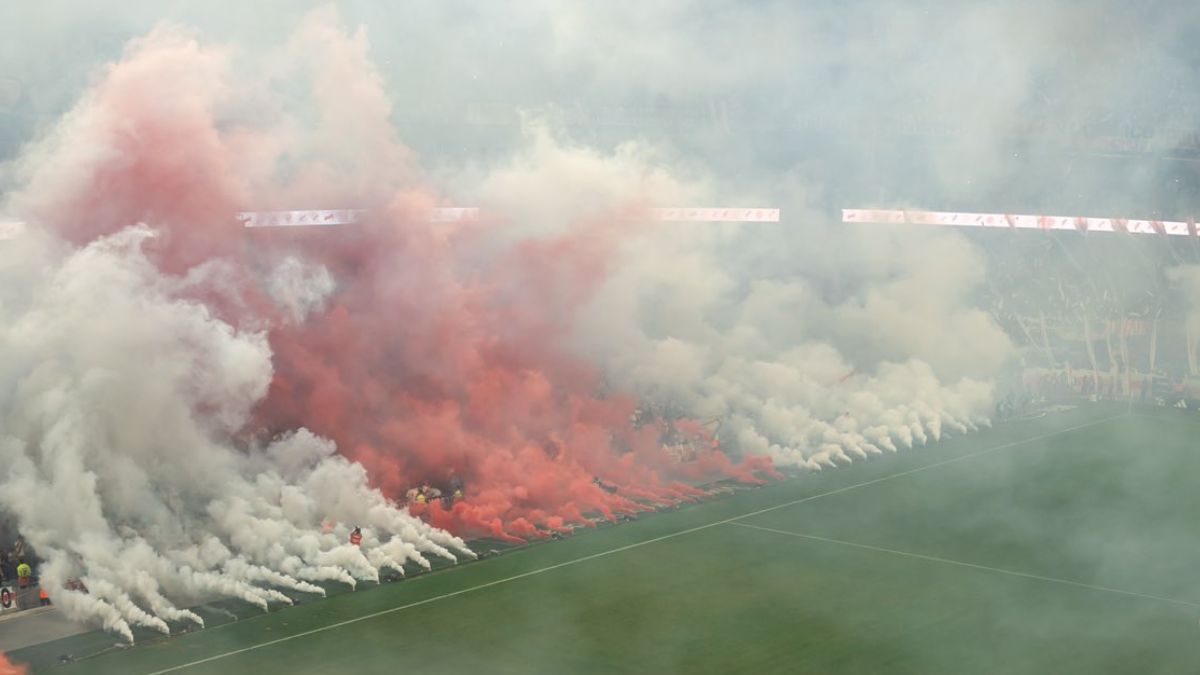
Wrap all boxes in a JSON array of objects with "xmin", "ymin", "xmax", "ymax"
[
  {"xmin": 459, "ymin": 131, "xmax": 1010, "ymax": 469},
  {"xmin": 0, "ymin": 5, "xmax": 1022, "ymax": 643},
  {"xmin": 266, "ymin": 257, "xmax": 336, "ymax": 325},
  {"xmin": 0, "ymin": 225, "xmax": 471, "ymax": 641},
  {"xmin": 1166, "ymin": 266, "xmax": 1200, "ymax": 375}
]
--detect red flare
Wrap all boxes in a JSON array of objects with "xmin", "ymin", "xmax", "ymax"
[{"xmin": 0, "ymin": 653, "xmax": 27, "ymax": 675}]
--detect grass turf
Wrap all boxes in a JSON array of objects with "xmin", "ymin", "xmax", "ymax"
[{"xmin": 13, "ymin": 404, "xmax": 1200, "ymax": 674}]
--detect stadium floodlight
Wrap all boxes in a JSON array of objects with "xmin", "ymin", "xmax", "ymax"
[
  {"xmin": 842, "ymin": 208, "xmax": 1197, "ymax": 237},
  {"xmin": 238, "ymin": 207, "xmax": 780, "ymax": 227}
]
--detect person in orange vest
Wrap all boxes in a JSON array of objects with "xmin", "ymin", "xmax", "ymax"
[
  {"xmin": 349, "ymin": 527, "xmax": 362, "ymax": 547},
  {"xmin": 38, "ymin": 587, "xmax": 50, "ymax": 606}
]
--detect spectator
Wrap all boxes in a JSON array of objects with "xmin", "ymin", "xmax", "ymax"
[
  {"xmin": 447, "ymin": 470, "xmax": 464, "ymax": 504},
  {"xmin": 593, "ymin": 477, "xmax": 618, "ymax": 494}
]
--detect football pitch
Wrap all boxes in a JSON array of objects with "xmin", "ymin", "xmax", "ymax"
[{"xmin": 13, "ymin": 404, "xmax": 1200, "ymax": 674}]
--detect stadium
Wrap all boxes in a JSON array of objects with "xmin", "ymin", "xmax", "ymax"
[{"xmin": 2, "ymin": 2, "xmax": 1200, "ymax": 674}]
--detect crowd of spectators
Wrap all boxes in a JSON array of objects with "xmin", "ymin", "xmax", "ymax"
[
  {"xmin": 977, "ymin": 228, "xmax": 1200, "ymax": 415},
  {"xmin": 0, "ymin": 534, "xmax": 47, "ymax": 611},
  {"xmin": 0, "ymin": 535, "xmax": 28, "ymax": 583}
]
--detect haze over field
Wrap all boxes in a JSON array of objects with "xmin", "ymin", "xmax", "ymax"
[{"xmin": 0, "ymin": 0, "xmax": 1195, "ymax": 640}]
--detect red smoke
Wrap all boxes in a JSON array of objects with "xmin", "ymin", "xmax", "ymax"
[
  {"xmin": 0, "ymin": 652, "xmax": 27, "ymax": 675},
  {"xmin": 16, "ymin": 14, "xmax": 774, "ymax": 542}
]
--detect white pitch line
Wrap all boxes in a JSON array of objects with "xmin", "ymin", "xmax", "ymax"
[
  {"xmin": 728, "ymin": 521, "xmax": 1200, "ymax": 610},
  {"xmin": 143, "ymin": 414, "xmax": 1122, "ymax": 674}
]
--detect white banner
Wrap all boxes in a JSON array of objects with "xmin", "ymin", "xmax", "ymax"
[
  {"xmin": 240, "ymin": 207, "xmax": 780, "ymax": 227},
  {"xmin": 650, "ymin": 208, "xmax": 781, "ymax": 222},
  {"xmin": 842, "ymin": 208, "xmax": 1194, "ymax": 237},
  {"xmin": 238, "ymin": 210, "xmax": 365, "ymax": 228}
]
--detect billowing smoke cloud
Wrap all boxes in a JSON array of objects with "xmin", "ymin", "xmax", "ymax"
[
  {"xmin": 266, "ymin": 256, "xmax": 336, "ymax": 325},
  {"xmin": 6, "ymin": 1, "xmax": 1196, "ymax": 214},
  {"xmin": 0, "ymin": 2, "xmax": 1033, "ymax": 640},
  {"xmin": 0, "ymin": 225, "xmax": 471, "ymax": 640},
  {"xmin": 0, "ymin": 9, "xmax": 777, "ymax": 643},
  {"xmin": 457, "ymin": 134, "xmax": 1010, "ymax": 469}
]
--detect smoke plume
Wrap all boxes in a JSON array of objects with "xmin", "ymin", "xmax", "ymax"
[
  {"xmin": 0, "ymin": 3, "xmax": 1030, "ymax": 640},
  {"xmin": 0, "ymin": 7, "xmax": 781, "ymax": 639},
  {"xmin": 458, "ymin": 135, "xmax": 1009, "ymax": 469}
]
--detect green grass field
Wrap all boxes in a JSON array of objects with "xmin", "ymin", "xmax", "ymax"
[{"xmin": 13, "ymin": 404, "xmax": 1200, "ymax": 674}]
